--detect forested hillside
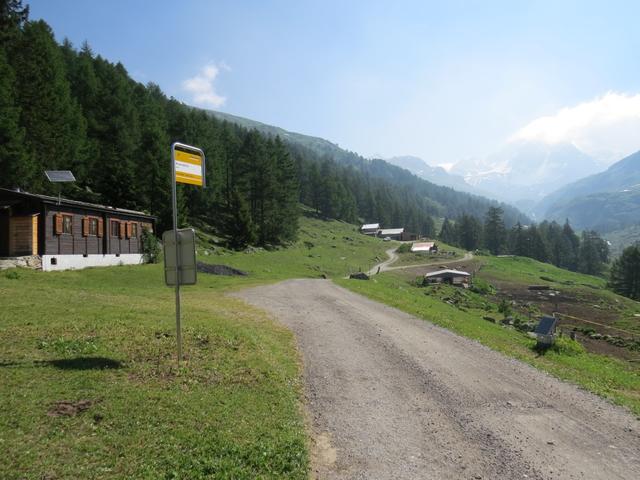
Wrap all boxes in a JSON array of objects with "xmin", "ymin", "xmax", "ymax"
[
  {"xmin": 441, "ymin": 207, "xmax": 611, "ymax": 276},
  {"xmin": 0, "ymin": 2, "xmax": 526, "ymax": 249}
]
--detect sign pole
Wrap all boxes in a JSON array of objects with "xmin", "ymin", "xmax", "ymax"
[
  {"xmin": 168, "ymin": 142, "xmax": 205, "ymax": 365},
  {"xmin": 171, "ymin": 143, "xmax": 183, "ymax": 364}
]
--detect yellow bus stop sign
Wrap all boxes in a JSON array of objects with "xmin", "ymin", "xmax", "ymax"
[{"xmin": 173, "ymin": 144, "xmax": 205, "ymax": 186}]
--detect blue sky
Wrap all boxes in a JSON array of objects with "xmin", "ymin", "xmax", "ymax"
[{"xmin": 29, "ymin": 0, "xmax": 640, "ymax": 166}]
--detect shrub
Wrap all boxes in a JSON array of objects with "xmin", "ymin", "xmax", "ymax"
[
  {"xmin": 470, "ymin": 277, "xmax": 495, "ymax": 295},
  {"xmin": 4, "ymin": 269, "xmax": 19, "ymax": 280},
  {"xmin": 141, "ymin": 228, "xmax": 161, "ymax": 264},
  {"xmin": 550, "ymin": 336, "xmax": 586, "ymax": 356},
  {"xmin": 396, "ymin": 243, "xmax": 411, "ymax": 253}
]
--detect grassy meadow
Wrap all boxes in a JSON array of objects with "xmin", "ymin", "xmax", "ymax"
[{"xmin": 0, "ymin": 214, "xmax": 389, "ymax": 479}]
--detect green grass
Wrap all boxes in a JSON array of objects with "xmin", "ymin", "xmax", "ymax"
[
  {"xmin": 393, "ymin": 241, "xmax": 465, "ymax": 266},
  {"xmin": 0, "ymin": 215, "xmax": 392, "ymax": 480},
  {"xmin": 195, "ymin": 213, "xmax": 393, "ymax": 283},
  {"xmin": 338, "ymin": 270, "xmax": 640, "ymax": 416}
]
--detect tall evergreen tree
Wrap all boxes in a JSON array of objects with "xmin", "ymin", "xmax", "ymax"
[
  {"xmin": 457, "ymin": 214, "xmax": 482, "ymax": 250},
  {"xmin": 11, "ymin": 20, "xmax": 87, "ymax": 193},
  {"xmin": 578, "ymin": 230, "xmax": 609, "ymax": 276},
  {"xmin": 483, "ymin": 206, "xmax": 506, "ymax": 255},
  {"xmin": 0, "ymin": 46, "xmax": 29, "ymax": 188},
  {"xmin": 609, "ymin": 245, "xmax": 640, "ymax": 300},
  {"xmin": 439, "ymin": 218, "xmax": 457, "ymax": 245}
]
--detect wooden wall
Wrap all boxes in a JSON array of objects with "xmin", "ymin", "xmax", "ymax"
[
  {"xmin": 9, "ymin": 215, "xmax": 37, "ymax": 256},
  {"xmin": 44, "ymin": 206, "xmax": 148, "ymax": 256},
  {"xmin": 0, "ymin": 211, "xmax": 9, "ymax": 256}
]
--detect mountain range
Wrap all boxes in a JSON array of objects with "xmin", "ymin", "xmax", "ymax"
[{"xmin": 536, "ymin": 150, "xmax": 640, "ymax": 233}]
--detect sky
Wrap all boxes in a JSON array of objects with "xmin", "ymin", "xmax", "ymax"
[{"xmin": 28, "ymin": 0, "xmax": 640, "ymax": 167}]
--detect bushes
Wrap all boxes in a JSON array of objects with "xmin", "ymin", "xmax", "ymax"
[
  {"xmin": 396, "ymin": 243, "xmax": 411, "ymax": 254},
  {"xmin": 141, "ymin": 229, "xmax": 161, "ymax": 264}
]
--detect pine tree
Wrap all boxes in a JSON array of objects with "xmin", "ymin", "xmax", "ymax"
[
  {"xmin": 0, "ymin": 0, "xmax": 28, "ymax": 43},
  {"xmin": 608, "ymin": 245, "xmax": 640, "ymax": 300},
  {"xmin": 0, "ymin": 46, "xmax": 29, "ymax": 188},
  {"xmin": 457, "ymin": 214, "xmax": 482, "ymax": 250},
  {"xmin": 483, "ymin": 206, "xmax": 506, "ymax": 255},
  {"xmin": 11, "ymin": 20, "xmax": 87, "ymax": 193},
  {"xmin": 439, "ymin": 218, "xmax": 457, "ymax": 245},
  {"xmin": 578, "ymin": 231, "xmax": 609, "ymax": 275},
  {"xmin": 225, "ymin": 188, "xmax": 256, "ymax": 250}
]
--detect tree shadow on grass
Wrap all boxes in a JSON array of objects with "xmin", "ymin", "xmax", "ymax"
[
  {"xmin": 44, "ymin": 357, "xmax": 124, "ymax": 370},
  {"xmin": 0, "ymin": 357, "xmax": 124, "ymax": 370}
]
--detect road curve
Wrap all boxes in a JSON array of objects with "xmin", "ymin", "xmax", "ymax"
[{"xmin": 234, "ymin": 279, "xmax": 640, "ymax": 480}]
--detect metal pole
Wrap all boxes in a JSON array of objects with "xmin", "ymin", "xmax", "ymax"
[{"xmin": 171, "ymin": 143, "xmax": 182, "ymax": 364}]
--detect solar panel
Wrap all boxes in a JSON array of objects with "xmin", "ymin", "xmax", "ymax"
[
  {"xmin": 45, "ymin": 170, "xmax": 76, "ymax": 182},
  {"xmin": 534, "ymin": 316, "xmax": 558, "ymax": 335}
]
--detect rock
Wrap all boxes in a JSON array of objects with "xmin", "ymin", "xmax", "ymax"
[
  {"xmin": 483, "ymin": 316, "xmax": 497, "ymax": 323},
  {"xmin": 0, "ymin": 255, "xmax": 42, "ymax": 270}
]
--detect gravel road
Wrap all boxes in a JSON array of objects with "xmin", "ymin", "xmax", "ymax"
[{"xmin": 235, "ymin": 279, "xmax": 640, "ymax": 479}]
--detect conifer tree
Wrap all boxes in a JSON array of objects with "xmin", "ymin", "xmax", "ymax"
[
  {"xmin": 609, "ymin": 245, "xmax": 640, "ymax": 300},
  {"xmin": 0, "ymin": 46, "xmax": 29, "ymax": 188},
  {"xmin": 11, "ymin": 20, "xmax": 87, "ymax": 193},
  {"xmin": 439, "ymin": 218, "xmax": 457, "ymax": 245},
  {"xmin": 225, "ymin": 188, "xmax": 256, "ymax": 250},
  {"xmin": 483, "ymin": 206, "xmax": 506, "ymax": 255}
]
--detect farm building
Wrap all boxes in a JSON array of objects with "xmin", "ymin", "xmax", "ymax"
[
  {"xmin": 0, "ymin": 188, "xmax": 155, "ymax": 271},
  {"xmin": 424, "ymin": 269, "xmax": 471, "ymax": 287},
  {"xmin": 378, "ymin": 228, "xmax": 404, "ymax": 240},
  {"xmin": 377, "ymin": 228, "xmax": 417, "ymax": 241},
  {"xmin": 411, "ymin": 241, "xmax": 438, "ymax": 253},
  {"xmin": 360, "ymin": 223, "xmax": 380, "ymax": 236}
]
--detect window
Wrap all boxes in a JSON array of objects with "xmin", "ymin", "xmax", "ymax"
[
  {"xmin": 89, "ymin": 218, "xmax": 99, "ymax": 236},
  {"xmin": 131, "ymin": 222, "xmax": 138, "ymax": 238},
  {"xmin": 111, "ymin": 220, "xmax": 119, "ymax": 237},
  {"xmin": 62, "ymin": 215, "xmax": 73, "ymax": 234}
]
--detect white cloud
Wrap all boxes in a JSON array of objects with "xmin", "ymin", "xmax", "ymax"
[
  {"xmin": 509, "ymin": 92, "xmax": 640, "ymax": 163},
  {"xmin": 182, "ymin": 63, "xmax": 228, "ymax": 108}
]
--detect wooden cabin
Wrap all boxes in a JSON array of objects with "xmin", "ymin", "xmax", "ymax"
[{"xmin": 0, "ymin": 188, "xmax": 155, "ymax": 271}]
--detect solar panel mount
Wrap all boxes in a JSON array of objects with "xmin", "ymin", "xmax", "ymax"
[
  {"xmin": 45, "ymin": 170, "xmax": 76, "ymax": 183},
  {"xmin": 534, "ymin": 316, "xmax": 558, "ymax": 336}
]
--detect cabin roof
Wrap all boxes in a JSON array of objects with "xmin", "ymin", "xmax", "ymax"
[
  {"xmin": 361, "ymin": 223, "xmax": 380, "ymax": 230},
  {"xmin": 0, "ymin": 188, "xmax": 155, "ymax": 219},
  {"xmin": 379, "ymin": 228, "xmax": 404, "ymax": 235},
  {"xmin": 425, "ymin": 269, "xmax": 470, "ymax": 278},
  {"xmin": 411, "ymin": 242, "xmax": 435, "ymax": 252}
]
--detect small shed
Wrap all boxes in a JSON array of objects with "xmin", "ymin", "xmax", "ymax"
[
  {"xmin": 411, "ymin": 241, "xmax": 438, "ymax": 253},
  {"xmin": 360, "ymin": 223, "xmax": 380, "ymax": 236},
  {"xmin": 424, "ymin": 269, "xmax": 471, "ymax": 286}
]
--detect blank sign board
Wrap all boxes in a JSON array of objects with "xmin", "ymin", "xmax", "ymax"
[
  {"xmin": 45, "ymin": 170, "xmax": 76, "ymax": 182},
  {"xmin": 163, "ymin": 228, "xmax": 197, "ymax": 286}
]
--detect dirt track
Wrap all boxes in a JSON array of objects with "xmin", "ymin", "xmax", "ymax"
[{"xmin": 235, "ymin": 279, "xmax": 640, "ymax": 479}]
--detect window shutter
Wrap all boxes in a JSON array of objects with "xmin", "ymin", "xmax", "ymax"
[
  {"xmin": 54, "ymin": 214, "xmax": 63, "ymax": 235},
  {"xmin": 98, "ymin": 218, "xmax": 104, "ymax": 237},
  {"xmin": 126, "ymin": 222, "xmax": 132, "ymax": 238},
  {"xmin": 119, "ymin": 222, "xmax": 125, "ymax": 238},
  {"xmin": 82, "ymin": 217, "xmax": 89, "ymax": 237}
]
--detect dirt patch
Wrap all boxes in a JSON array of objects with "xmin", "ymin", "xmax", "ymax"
[
  {"xmin": 486, "ymin": 278, "xmax": 640, "ymax": 361},
  {"xmin": 196, "ymin": 262, "xmax": 247, "ymax": 276},
  {"xmin": 47, "ymin": 399, "xmax": 100, "ymax": 417}
]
